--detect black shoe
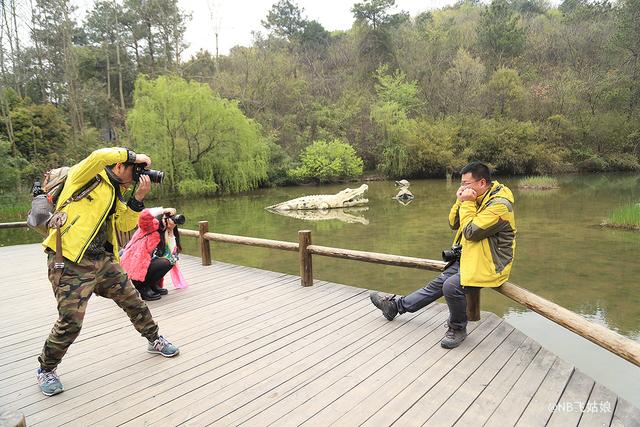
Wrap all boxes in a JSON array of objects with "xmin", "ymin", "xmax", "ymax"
[
  {"xmin": 440, "ymin": 326, "xmax": 467, "ymax": 349},
  {"xmin": 151, "ymin": 283, "xmax": 168, "ymax": 295},
  {"xmin": 370, "ymin": 292, "xmax": 398, "ymax": 321},
  {"xmin": 140, "ymin": 287, "xmax": 161, "ymax": 301}
]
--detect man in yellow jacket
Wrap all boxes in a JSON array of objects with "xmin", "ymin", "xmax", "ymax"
[
  {"xmin": 370, "ymin": 162, "xmax": 516, "ymax": 348},
  {"xmin": 36, "ymin": 147, "xmax": 180, "ymax": 397}
]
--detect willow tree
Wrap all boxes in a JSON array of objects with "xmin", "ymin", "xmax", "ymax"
[{"xmin": 127, "ymin": 75, "xmax": 269, "ymax": 195}]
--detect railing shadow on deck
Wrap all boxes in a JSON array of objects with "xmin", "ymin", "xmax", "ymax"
[{"xmin": 4, "ymin": 220, "xmax": 639, "ymax": 368}]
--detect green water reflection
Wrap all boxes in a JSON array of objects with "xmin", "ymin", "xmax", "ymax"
[{"xmin": 1, "ymin": 173, "xmax": 639, "ymax": 403}]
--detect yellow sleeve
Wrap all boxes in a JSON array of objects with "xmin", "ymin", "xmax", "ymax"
[
  {"xmin": 459, "ymin": 201, "xmax": 510, "ymax": 241},
  {"xmin": 448, "ymin": 200, "xmax": 462, "ymax": 230},
  {"xmin": 67, "ymin": 147, "xmax": 129, "ymax": 187}
]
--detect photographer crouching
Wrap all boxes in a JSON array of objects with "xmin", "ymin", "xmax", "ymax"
[
  {"xmin": 370, "ymin": 162, "xmax": 517, "ymax": 349},
  {"xmin": 120, "ymin": 207, "xmax": 188, "ymax": 300},
  {"xmin": 37, "ymin": 147, "xmax": 179, "ymax": 397}
]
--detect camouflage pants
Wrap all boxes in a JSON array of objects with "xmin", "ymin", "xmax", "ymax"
[{"xmin": 39, "ymin": 252, "xmax": 159, "ymax": 370}]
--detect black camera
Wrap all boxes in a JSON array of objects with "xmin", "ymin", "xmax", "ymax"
[
  {"xmin": 133, "ymin": 164, "xmax": 164, "ymax": 183},
  {"xmin": 32, "ymin": 181, "xmax": 44, "ymax": 197},
  {"xmin": 442, "ymin": 244, "xmax": 462, "ymax": 262},
  {"xmin": 165, "ymin": 213, "xmax": 186, "ymax": 225}
]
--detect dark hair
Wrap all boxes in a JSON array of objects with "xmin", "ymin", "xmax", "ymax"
[
  {"xmin": 460, "ymin": 161, "xmax": 492, "ymax": 184},
  {"xmin": 155, "ymin": 215, "xmax": 182, "ymax": 254}
]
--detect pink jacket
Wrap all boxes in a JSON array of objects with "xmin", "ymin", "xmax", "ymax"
[{"xmin": 119, "ymin": 209, "xmax": 161, "ymax": 281}]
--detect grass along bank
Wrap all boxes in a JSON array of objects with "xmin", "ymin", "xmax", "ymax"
[
  {"xmin": 602, "ymin": 204, "xmax": 640, "ymax": 231},
  {"xmin": 518, "ymin": 176, "xmax": 560, "ymax": 190}
]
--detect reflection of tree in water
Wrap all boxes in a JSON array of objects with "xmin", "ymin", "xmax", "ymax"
[
  {"xmin": 563, "ymin": 174, "xmax": 639, "ymax": 195},
  {"xmin": 514, "ymin": 187, "xmax": 560, "ymax": 199}
]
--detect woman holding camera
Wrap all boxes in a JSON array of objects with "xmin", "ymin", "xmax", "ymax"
[{"xmin": 120, "ymin": 207, "xmax": 186, "ymax": 300}]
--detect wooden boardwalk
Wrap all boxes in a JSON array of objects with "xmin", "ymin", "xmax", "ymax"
[{"xmin": 1, "ymin": 243, "xmax": 638, "ymax": 427}]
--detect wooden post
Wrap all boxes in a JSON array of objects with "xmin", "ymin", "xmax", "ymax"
[
  {"xmin": 198, "ymin": 221, "xmax": 211, "ymax": 266},
  {"xmin": 466, "ymin": 287, "xmax": 481, "ymax": 321},
  {"xmin": 298, "ymin": 230, "xmax": 313, "ymax": 286}
]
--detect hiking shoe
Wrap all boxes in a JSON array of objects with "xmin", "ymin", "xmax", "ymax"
[
  {"xmin": 147, "ymin": 336, "xmax": 180, "ymax": 357},
  {"xmin": 36, "ymin": 368, "xmax": 64, "ymax": 396},
  {"xmin": 370, "ymin": 292, "xmax": 398, "ymax": 321},
  {"xmin": 440, "ymin": 327, "xmax": 467, "ymax": 349}
]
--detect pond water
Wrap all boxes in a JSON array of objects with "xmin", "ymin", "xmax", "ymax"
[{"xmin": 1, "ymin": 173, "xmax": 639, "ymax": 404}]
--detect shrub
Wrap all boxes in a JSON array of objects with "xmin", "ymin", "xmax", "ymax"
[
  {"xmin": 177, "ymin": 179, "xmax": 219, "ymax": 197},
  {"xmin": 289, "ymin": 139, "xmax": 364, "ymax": 184}
]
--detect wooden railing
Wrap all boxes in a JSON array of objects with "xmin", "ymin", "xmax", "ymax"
[{"xmin": 3, "ymin": 219, "xmax": 639, "ymax": 367}]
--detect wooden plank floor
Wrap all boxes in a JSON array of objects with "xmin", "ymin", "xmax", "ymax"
[{"xmin": 1, "ymin": 243, "xmax": 638, "ymax": 427}]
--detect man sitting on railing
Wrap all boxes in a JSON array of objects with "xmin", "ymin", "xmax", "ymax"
[
  {"xmin": 370, "ymin": 162, "xmax": 517, "ymax": 349},
  {"xmin": 36, "ymin": 148, "xmax": 180, "ymax": 397}
]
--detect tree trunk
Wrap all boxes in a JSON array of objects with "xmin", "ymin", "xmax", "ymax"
[
  {"xmin": 29, "ymin": 0, "xmax": 47, "ymax": 102},
  {"xmin": 10, "ymin": 0, "xmax": 22, "ymax": 97},
  {"xmin": 1, "ymin": 0, "xmax": 21, "ymax": 97},
  {"xmin": 114, "ymin": 1, "xmax": 129, "ymax": 142},
  {"xmin": 105, "ymin": 42, "xmax": 111, "ymax": 99},
  {"xmin": 61, "ymin": 1, "xmax": 84, "ymax": 143},
  {"xmin": 0, "ymin": 81, "xmax": 16, "ymax": 156},
  {"xmin": 146, "ymin": 20, "xmax": 156, "ymax": 76}
]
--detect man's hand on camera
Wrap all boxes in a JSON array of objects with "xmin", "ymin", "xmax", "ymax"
[
  {"xmin": 458, "ymin": 188, "xmax": 477, "ymax": 202},
  {"xmin": 135, "ymin": 153, "xmax": 151, "ymax": 167},
  {"xmin": 134, "ymin": 175, "xmax": 151, "ymax": 201},
  {"xmin": 164, "ymin": 207, "xmax": 177, "ymax": 216}
]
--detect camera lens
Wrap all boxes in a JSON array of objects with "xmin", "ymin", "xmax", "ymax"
[
  {"xmin": 171, "ymin": 214, "xmax": 186, "ymax": 225},
  {"xmin": 142, "ymin": 169, "xmax": 164, "ymax": 184}
]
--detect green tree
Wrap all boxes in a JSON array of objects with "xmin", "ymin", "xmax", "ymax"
[
  {"xmin": 614, "ymin": 0, "xmax": 640, "ymax": 115},
  {"xmin": 351, "ymin": 0, "xmax": 408, "ymax": 78},
  {"xmin": 8, "ymin": 102, "xmax": 71, "ymax": 168},
  {"xmin": 351, "ymin": 0, "xmax": 406, "ymax": 30},
  {"xmin": 443, "ymin": 48, "xmax": 485, "ymax": 114},
  {"xmin": 477, "ymin": 0, "xmax": 526, "ymax": 66},
  {"xmin": 484, "ymin": 67, "xmax": 526, "ymax": 116},
  {"xmin": 262, "ymin": 0, "xmax": 307, "ymax": 40},
  {"xmin": 289, "ymin": 139, "xmax": 364, "ymax": 183},
  {"xmin": 127, "ymin": 75, "xmax": 269, "ymax": 194},
  {"xmin": 374, "ymin": 65, "xmax": 420, "ymax": 114},
  {"xmin": 32, "ymin": 0, "xmax": 85, "ymax": 140},
  {"xmin": 0, "ymin": 140, "xmax": 28, "ymax": 192}
]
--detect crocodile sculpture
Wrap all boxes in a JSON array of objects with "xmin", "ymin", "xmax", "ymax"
[
  {"xmin": 266, "ymin": 207, "xmax": 369, "ymax": 224},
  {"xmin": 393, "ymin": 179, "xmax": 414, "ymax": 202},
  {"xmin": 266, "ymin": 184, "xmax": 369, "ymax": 210}
]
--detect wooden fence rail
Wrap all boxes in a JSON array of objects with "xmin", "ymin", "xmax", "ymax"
[{"xmin": 2, "ymin": 219, "xmax": 639, "ymax": 367}]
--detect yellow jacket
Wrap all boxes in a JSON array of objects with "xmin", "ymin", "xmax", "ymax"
[
  {"xmin": 448, "ymin": 180, "xmax": 516, "ymax": 287},
  {"xmin": 42, "ymin": 147, "xmax": 140, "ymax": 263}
]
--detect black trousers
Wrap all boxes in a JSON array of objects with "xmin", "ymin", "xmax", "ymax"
[
  {"xmin": 132, "ymin": 258, "xmax": 173, "ymax": 289},
  {"xmin": 395, "ymin": 261, "xmax": 467, "ymax": 330}
]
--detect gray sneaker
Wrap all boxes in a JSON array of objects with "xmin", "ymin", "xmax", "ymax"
[
  {"xmin": 440, "ymin": 327, "xmax": 467, "ymax": 349},
  {"xmin": 36, "ymin": 368, "xmax": 64, "ymax": 396},
  {"xmin": 370, "ymin": 292, "xmax": 398, "ymax": 321},
  {"xmin": 148, "ymin": 336, "xmax": 180, "ymax": 357}
]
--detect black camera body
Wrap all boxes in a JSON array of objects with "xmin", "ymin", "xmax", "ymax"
[
  {"xmin": 132, "ymin": 164, "xmax": 164, "ymax": 183},
  {"xmin": 165, "ymin": 213, "xmax": 186, "ymax": 225},
  {"xmin": 442, "ymin": 244, "xmax": 462, "ymax": 263}
]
